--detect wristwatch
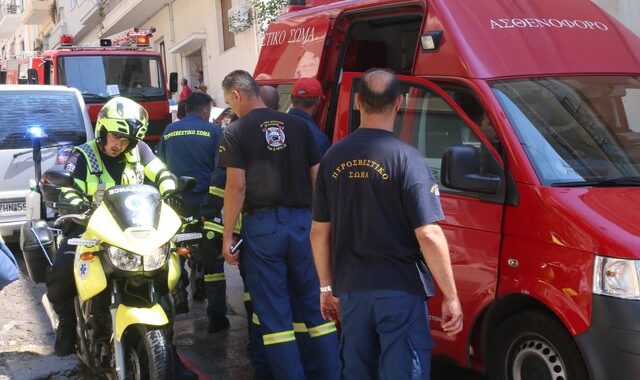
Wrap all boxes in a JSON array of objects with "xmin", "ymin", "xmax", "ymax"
[{"xmin": 320, "ymin": 285, "xmax": 333, "ymax": 293}]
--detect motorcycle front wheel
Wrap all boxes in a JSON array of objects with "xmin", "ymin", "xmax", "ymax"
[{"xmin": 123, "ymin": 325, "xmax": 174, "ymax": 380}]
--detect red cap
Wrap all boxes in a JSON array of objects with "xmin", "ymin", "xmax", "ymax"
[{"xmin": 292, "ymin": 78, "xmax": 323, "ymax": 98}]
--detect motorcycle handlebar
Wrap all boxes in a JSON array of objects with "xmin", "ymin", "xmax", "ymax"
[{"xmin": 54, "ymin": 212, "xmax": 89, "ymax": 227}]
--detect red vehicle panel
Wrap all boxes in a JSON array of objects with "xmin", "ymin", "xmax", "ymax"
[
  {"xmin": 255, "ymin": 0, "xmax": 640, "ymax": 378},
  {"xmin": 416, "ymin": 0, "xmax": 640, "ymax": 79}
]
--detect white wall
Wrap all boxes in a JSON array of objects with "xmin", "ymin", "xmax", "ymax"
[
  {"xmin": 593, "ymin": 0, "xmax": 640, "ymax": 36},
  {"xmin": 143, "ymin": 0, "xmax": 260, "ymax": 106}
]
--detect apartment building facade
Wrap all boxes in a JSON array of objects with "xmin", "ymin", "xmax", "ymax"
[
  {"xmin": 0, "ymin": 0, "xmax": 260, "ymax": 105},
  {"xmin": 0, "ymin": 0, "xmax": 639, "ymax": 104}
]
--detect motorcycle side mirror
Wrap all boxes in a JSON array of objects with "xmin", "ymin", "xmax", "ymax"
[
  {"xmin": 44, "ymin": 167, "xmax": 75, "ymax": 188},
  {"xmin": 177, "ymin": 176, "xmax": 196, "ymax": 193}
]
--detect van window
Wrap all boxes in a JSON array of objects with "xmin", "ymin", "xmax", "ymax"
[
  {"xmin": 343, "ymin": 14, "xmax": 422, "ymax": 75},
  {"xmin": 349, "ymin": 79, "xmax": 498, "ymax": 188},
  {"xmin": 449, "ymin": 87, "xmax": 500, "ymax": 148},
  {"xmin": 276, "ymin": 84, "xmax": 293, "ymax": 112},
  {"xmin": 493, "ymin": 76, "xmax": 640, "ymax": 185},
  {"xmin": 0, "ymin": 91, "xmax": 86, "ymax": 150}
]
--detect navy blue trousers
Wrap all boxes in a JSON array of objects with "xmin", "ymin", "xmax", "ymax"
[
  {"xmin": 339, "ymin": 290, "xmax": 434, "ymax": 380},
  {"xmin": 199, "ymin": 232, "xmax": 227, "ymax": 318},
  {"xmin": 243, "ymin": 207, "xmax": 339, "ymax": 380}
]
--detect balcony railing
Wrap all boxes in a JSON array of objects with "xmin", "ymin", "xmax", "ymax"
[
  {"xmin": 22, "ymin": 0, "xmax": 53, "ymax": 25},
  {"xmin": 1, "ymin": 0, "xmax": 24, "ymax": 16},
  {"xmin": 101, "ymin": 0, "xmax": 123, "ymax": 16},
  {"xmin": 0, "ymin": 0, "xmax": 23, "ymax": 38}
]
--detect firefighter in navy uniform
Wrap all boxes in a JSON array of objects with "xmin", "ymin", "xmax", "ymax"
[
  {"xmin": 220, "ymin": 70, "xmax": 339, "ymax": 380},
  {"xmin": 199, "ymin": 167, "xmax": 239, "ymax": 332},
  {"xmin": 46, "ymin": 97, "xmax": 197, "ymax": 380},
  {"xmin": 158, "ymin": 91, "xmax": 222, "ymax": 313}
]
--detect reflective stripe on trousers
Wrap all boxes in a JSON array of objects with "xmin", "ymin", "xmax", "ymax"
[{"xmin": 242, "ymin": 207, "xmax": 339, "ymax": 380}]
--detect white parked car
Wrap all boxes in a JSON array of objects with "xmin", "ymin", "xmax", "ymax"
[{"xmin": 0, "ymin": 85, "xmax": 93, "ymax": 241}]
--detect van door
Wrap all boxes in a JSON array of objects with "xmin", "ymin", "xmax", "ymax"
[{"xmin": 334, "ymin": 72, "xmax": 506, "ymax": 362}]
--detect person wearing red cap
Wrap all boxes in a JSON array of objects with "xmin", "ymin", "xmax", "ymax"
[{"xmin": 289, "ymin": 77, "xmax": 331, "ymax": 157}]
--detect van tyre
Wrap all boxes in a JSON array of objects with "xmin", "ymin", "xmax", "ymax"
[
  {"xmin": 124, "ymin": 325, "xmax": 174, "ymax": 380},
  {"xmin": 488, "ymin": 311, "xmax": 588, "ymax": 380}
]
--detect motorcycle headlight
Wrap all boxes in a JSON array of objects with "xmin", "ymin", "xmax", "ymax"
[
  {"xmin": 107, "ymin": 246, "xmax": 143, "ymax": 272},
  {"xmin": 144, "ymin": 244, "xmax": 169, "ymax": 271},
  {"xmin": 593, "ymin": 255, "xmax": 640, "ymax": 299}
]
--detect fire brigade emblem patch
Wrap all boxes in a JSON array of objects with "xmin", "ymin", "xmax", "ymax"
[{"xmin": 261, "ymin": 121, "xmax": 287, "ymax": 151}]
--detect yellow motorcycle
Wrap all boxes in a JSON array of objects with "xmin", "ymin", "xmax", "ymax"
[{"xmin": 41, "ymin": 168, "xmax": 200, "ymax": 379}]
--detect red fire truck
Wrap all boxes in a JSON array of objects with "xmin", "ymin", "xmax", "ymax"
[
  {"xmin": 1, "ymin": 28, "xmax": 177, "ymax": 145},
  {"xmin": 254, "ymin": 0, "xmax": 640, "ymax": 379}
]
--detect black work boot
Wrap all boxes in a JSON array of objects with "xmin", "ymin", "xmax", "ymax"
[
  {"xmin": 173, "ymin": 348, "xmax": 198, "ymax": 380},
  {"xmin": 192, "ymin": 277, "xmax": 205, "ymax": 302},
  {"xmin": 54, "ymin": 316, "xmax": 76, "ymax": 356},
  {"xmin": 208, "ymin": 316, "xmax": 230, "ymax": 333},
  {"xmin": 173, "ymin": 283, "xmax": 189, "ymax": 315}
]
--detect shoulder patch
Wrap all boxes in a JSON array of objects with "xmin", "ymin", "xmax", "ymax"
[{"xmin": 430, "ymin": 184, "xmax": 440, "ymax": 196}]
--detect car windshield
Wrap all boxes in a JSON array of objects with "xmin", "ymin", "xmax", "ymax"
[
  {"xmin": 57, "ymin": 55, "xmax": 165, "ymax": 103},
  {"xmin": 492, "ymin": 76, "xmax": 640, "ymax": 186},
  {"xmin": 0, "ymin": 91, "xmax": 86, "ymax": 149}
]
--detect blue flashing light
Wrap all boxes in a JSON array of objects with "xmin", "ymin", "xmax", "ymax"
[{"xmin": 27, "ymin": 126, "xmax": 47, "ymax": 139}]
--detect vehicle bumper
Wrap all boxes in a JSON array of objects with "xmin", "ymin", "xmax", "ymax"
[{"xmin": 575, "ymin": 294, "xmax": 640, "ymax": 380}]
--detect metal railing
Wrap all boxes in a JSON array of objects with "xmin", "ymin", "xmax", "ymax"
[
  {"xmin": 101, "ymin": 0, "xmax": 123, "ymax": 16},
  {"xmin": 0, "ymin": 0, "xmax": 24, "ymax": 16}
]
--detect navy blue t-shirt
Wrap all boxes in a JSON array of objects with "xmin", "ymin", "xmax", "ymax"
[
  {"xmin": 312, "ymin": 128, "xmax": 444, "ymax": 297},
  {"xmin": 288, "ymin": 108, "xmax": 331, "ymax": 157},
  {"xmin": 157, "ymin": 114, "xmax": 222, "ymax": 193}
]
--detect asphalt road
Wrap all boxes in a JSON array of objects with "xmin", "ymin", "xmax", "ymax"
[{"xmin": 0, "ymin": 243, "xmax": 486, "ymax": 380}]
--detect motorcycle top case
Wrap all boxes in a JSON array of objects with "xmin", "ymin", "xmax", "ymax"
[{"xmin": 20, "ymin": 219, "xmax": 55, "ymax": 283}]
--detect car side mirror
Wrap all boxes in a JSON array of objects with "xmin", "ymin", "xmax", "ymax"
[
  {"xmin": 441, "ymin": 145, "xmax": 501, "ymax": 194},
  {"xmin": 177, "ymin": 176, "xmax": 196, "ymax": 193},
  {"xmin": 169, "ymin": 72, "xmax": 178, "ymax": 94},
  {"xmin": 44, "ymin": 167, "xmax": 75, "ymax": 188}
]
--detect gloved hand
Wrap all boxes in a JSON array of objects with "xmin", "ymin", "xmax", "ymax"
[{"xmin": 165, "ymin": 193, "xmax": 184, "ymax": 214}]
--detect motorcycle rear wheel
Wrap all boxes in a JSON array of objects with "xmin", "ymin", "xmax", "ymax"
[{"xmin": 123, "ymin": 325, "xmax": 174, "ymax": 380}]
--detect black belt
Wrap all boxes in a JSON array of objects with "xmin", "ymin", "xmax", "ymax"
[
  {"xmin": 243, "ymin": 207, "xmax": 275, "ymax": 216},
  {"xmin": 243, "ymin": 206, "xmax": 309, "ymax": 216}
]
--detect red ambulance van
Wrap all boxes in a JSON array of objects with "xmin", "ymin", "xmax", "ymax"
[{"xmin": 254, "ymin": 0, "xmax": 640, "ymax": 379}]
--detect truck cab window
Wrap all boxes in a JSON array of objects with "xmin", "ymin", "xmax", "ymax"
[{"xmin": 58, "ymin": 56, "xmax": 164, "ymax": 102}]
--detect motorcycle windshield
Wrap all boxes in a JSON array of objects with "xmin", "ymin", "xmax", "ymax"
[{"xmin": 102, "ymin": 185, "xmax": 162, "ymax": 230}]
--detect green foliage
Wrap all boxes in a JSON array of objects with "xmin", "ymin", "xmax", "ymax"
[{"xmin": 250, "ymin": 0, "xmax": 289, "ymax": 34}]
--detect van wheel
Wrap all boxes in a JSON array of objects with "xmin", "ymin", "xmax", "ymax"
[{"xmin": 488, "ymin": 311, "xmax": 588, "ymax": 380}]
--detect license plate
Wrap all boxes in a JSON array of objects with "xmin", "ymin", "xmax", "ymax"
[{"xmin": 0, "ymin": 200, "xmax": 27, "ymax": 216}]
